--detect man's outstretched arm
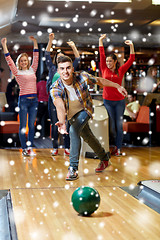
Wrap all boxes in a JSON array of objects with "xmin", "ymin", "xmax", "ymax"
[{"xmin": 54, "ymin": 98, "xmax": 68, "ymax": 134}]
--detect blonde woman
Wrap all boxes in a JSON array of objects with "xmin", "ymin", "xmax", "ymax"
[{"xmin": 1, "ymin": 36, "xmax": 39, "ymax": 156}]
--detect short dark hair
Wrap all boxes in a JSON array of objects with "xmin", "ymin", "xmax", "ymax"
[
  {"xmin": 128, "ymin": 91, "xmax": 137, "ymax": 99},
  {"xmin": 57, "ymin": 55, "xmax": 72, "ymax": 65}
]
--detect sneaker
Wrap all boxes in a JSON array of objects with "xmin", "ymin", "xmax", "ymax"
[
  {"xmin": 27, "ymin": 147, "xmax": 36, "ymax": 156},
  {"xmin": 22, "ymin": 149, "xmax": 29, "ymax": 156},
  {"xmin": 51, "ymin": 149, "xmax": 58, "ymax": 156},
  {"xmin": 66, "ymin": 167, "xmax": 78, "ymax": 181},
  {"xmin": 114, "ymin": 149, "xmax": 122, "ymax": 157},
  {"xmin": 95, "ymin": 160, "xmax": 112, "ymax": 173},
  {"xmin": 64, "ymin": 148, "xmax": 70, "ymax": 156},
  {"xmin": 111, "ymin": 146, "xmax": 117, "ymax": 155}
]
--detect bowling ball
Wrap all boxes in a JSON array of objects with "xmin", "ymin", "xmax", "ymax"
[{"xmin": 71, "ymin": 186, "xmax": 100, "ymax": 216}]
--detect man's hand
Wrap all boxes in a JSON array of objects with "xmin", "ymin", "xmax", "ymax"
[
  {"xmin": 55, "ymin": 121, "xmax": 68, "ymax": 134},
  {"xmin": 49, "ymin": 33, "xmax": 54, "ymax": 41},
  {"xmin": 117, "ymin": 86, "xmax": 128, "ymax": 97},
  {"xmin": 67, "ymin": 41, "xmax": 75, "ymax": 48}
]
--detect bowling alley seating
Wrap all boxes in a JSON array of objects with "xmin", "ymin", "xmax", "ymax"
[
  {"xmin": 0, "ymin": 112, "xmax": 20, "ymax": 147},
  {"xmin": 123, "ymin": 106, "xmax": 150, "ymax": 133},
  {"xmin": 123, "ymin": 105, "xmax": 160, "ymax": 145}
]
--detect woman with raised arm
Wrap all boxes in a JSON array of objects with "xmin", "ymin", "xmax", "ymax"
[
  {"xmin": 99, "ymin": 34, "xmax": 135, "ymax": 156},
  {"xmin": 1, "ymin": 36, "xmax": 39, "ymax": 156},
  {"xmin": 45, "ymin": 33, "xmax": 80, "ymax": 156}
]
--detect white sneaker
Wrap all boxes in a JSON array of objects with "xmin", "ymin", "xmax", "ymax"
[{"xmin": 51, "ymin": 149, "xmax": 58, "ymax": 156}]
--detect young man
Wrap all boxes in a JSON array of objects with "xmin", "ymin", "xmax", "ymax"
[
  {"xmin": 123, "ymin": 91, "xmax": 140, "ymax": 122},
  {"xmin": 50, "ymin": 55, "xmax": 127, "ymax": 181}
]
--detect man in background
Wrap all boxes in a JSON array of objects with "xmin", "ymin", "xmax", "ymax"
[{"xmin": 124, "ymin": 91, "xmax": 140, "ymax": 122}]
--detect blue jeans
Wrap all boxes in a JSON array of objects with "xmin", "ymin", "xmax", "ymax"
[
  {"xmin": 69, "ymin": 110, "xmax": 109, "ymax": 170},
  {"xmin": 18, "ymin": 97, "xmax": 38, "ymax": 149},
  {"xmin": 48, "ymin": 96, "xmax": 70, "ymax": 149},
  {"xmin": 103, "ymin": 99, "xmax": 125, "ymax": 149}
]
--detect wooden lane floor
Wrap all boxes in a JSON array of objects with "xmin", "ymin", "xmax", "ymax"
[
  {"xmin": 0, "ymin": 147, "xmax": 160, "ymax": 189},
  {"xmin": 11, "ymin": 187, "xmax": 160, "ymax": 240},
  {"xmin": 0, "ymin": 147, "xmax": 160, "ymax": 239}
]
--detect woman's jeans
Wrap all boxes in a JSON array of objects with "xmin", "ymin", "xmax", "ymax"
[
  {"xmin": 18, "ymin": 97, "xmax": 38, "ymax": 149},
  {"xmin": 103, "ymin": 99, "xmax": 125, "ymax": 149},
  {"xmin": 69, "ymin": 110, "xmax": 109, "ymax": 170},
  {"xmin": 48, "ymin": 96, "xmax": 70, "ymax": 149}
]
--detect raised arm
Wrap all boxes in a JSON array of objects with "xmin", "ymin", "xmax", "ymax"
[
  {"xmin": 29, "ymin": 36, "xmax": 38, "ymax": 49},
  {"xmin": 67, "ymin": 41, "xmax": 80, "ymax": 59},
  {"xmin": 1, "ymin": 38, "xmax": 9, "ymax": 54},
  {"xmin": 46, "ymin": 33, "xmax": 54, "ymax": 52},
  {"xmin": 99, "ymin": 34, "xmax": 106, "ymax": 47},
  {"xmin": 29, "ymin": 36, "xmax": 39, "ymax": 72},
  {"xmin": 1, "ymin": 38, "xmax": 18, "ymax": 76},
  {"xmin": 54, "ymin": 98, "xmax": 68, "ymax": 134},
  {"xmin": 124, "ymin": 40, "xmax": 135, "ymax": 54},
  {"xmin": 99, "ymin": 34, "xmax": 107, "ymax": 72}
]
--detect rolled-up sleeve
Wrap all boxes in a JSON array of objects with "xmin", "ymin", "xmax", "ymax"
[
  {"xmin": 50, "ymin": 83, "xmax": 63, "ymax": 103},
  {"xmin": 81, "ymin": 71, "xmax": 98, "ymax": 85}
]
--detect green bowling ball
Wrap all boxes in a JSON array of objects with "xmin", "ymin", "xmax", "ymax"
[{"xmin": 71, "ymin": 186, "xmax": 100, "ymax": 216}]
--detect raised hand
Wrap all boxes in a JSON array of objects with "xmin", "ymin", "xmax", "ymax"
[
  {"xmin": 29, "ymin": 36, "xmax": 36, "ymax": 42},
  {"xmin": 67, "ymin": 41, "xmax": 75, "ymax": 48},
  {"xmin": 124, "ymin": 40, "xmax": 135, "ymax": 54},
  {"xmin": 1, "ymin": 38, "xmax": 7, "ymax": 45},
  {"xmin": 49, "ymin": 33, "xmax": 54, "ymax": 41},
  {"xmin": 99, "ymin": 34, "xmax": 107, "ymax": 41},
  {"xmin": 1, "ymin": 38, "xmax": 9, "ymax": 53},
  {"xmin": 124, "ymin": 40, "xmax": 133, "ymax": 46}
]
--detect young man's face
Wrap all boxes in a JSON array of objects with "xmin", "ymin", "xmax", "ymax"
[
  {"xmin": 127, "ymin": 94, "xmax": 134, "ymax": 103},
  {"xmin": 58, "ymin": 61, "xmax": 74, "ymax": 85}
]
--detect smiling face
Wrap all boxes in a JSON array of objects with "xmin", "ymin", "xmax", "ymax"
[
  {"xmin": 106, "ymin": 56, "xmax": 117, "ymax": 71},
  {"xmin": 17, "ymin": 53, "xmax": 30, "ymax": 70},
  {"xmin": 58, "ymin": 61, "xmax": 74, "ymax": 85},
  {"xmin": 19, "ymin": 56, "xmax": 29, "ymax": 70}
]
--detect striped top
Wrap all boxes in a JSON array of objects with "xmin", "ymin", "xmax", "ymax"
[
  {"xmin": 5, "ymin": 49, "xmax": 39, "ymax": 98},
  {"xmin": 50, "ymin": 71, "xmax": 98, "ymax": 119}
]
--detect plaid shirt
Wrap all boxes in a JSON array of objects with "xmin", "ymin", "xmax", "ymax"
[{"xmin": 50, "ymin": 71, "xmax": 98, "ymax": 119}]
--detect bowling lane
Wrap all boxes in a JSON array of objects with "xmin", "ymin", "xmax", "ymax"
[
  {"xmin": 11, "ymin": 187, "xmax": 160, "ymax": 240},
  {"xmin": 0, "ymin": 147, "xmax": 160, "ymax": 190}
]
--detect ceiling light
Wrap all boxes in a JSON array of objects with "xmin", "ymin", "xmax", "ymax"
[
  {"xmin": 99, "ymin": 19, "xmax": 126, "ymax": 24},
  {"xmin": 149, "ymin": 20, "xmax": 160, "ymax": 25}
]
